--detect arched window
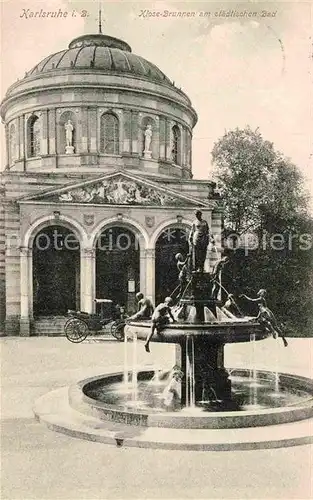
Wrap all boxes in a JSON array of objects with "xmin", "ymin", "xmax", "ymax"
[
  {"xmin": 29, "ymin": 116, "xmax": 41, "ymax": 157},
  {"xmin": 9, "ymin": 124, "xmax": 16, "ymax": 164},
  {"xmin": 100, "ymin": 113, "xmax": 119, "ymax": 154},
  {"xmin": 171, "ymin": 125, "xmax": 181, "ymax": 165}
]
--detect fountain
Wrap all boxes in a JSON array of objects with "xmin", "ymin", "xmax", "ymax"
[
  {"xmin": 33, "ymin": 213, "xmax": 313, "ymax": 449},
  {"xmin": 124, "ymin": 270, "xmax": 267, "ymax": 408},
  {"xmin": 74, "ymin": 269, "xmax": 313, "ymax": 430}
]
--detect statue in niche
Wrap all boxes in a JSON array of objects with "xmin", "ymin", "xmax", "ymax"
[
  {"xmin": 64, "ymin": 119, "xmax": 74, "ymax": 153},
  {"xmin": 143, "ymin": 124, "xmax": 153, "ymax": 157}
]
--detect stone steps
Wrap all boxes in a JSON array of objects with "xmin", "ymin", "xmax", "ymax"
[{"xmin": 32, "ymin": 316, "xmax": 67, "ymax": 336}]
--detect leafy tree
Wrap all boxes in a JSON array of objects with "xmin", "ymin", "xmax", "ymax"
[
  {"xmin": 212, "ymin": 127, "xmax": 309, "ymax": 234},
  {"xmin": 212, "ymin": 127, "xmax": 313, "ymax": 337}
]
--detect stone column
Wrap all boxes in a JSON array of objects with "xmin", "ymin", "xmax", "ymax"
[
  {"xmin": 15, "ymin": 117, "xmax": 20, "ymax": 161},
  {"xmin": 159, "ymin": 116, "xmax": 166, "ymax": 160},
  {"xmin": 139, "ymin": 247, "xmax": 146, "ymax": 297},
  {"xmin": 131, "ymin": 111, "xmax": 139, "ymax": 154},
  {"xmin": 179, "ymin": 124, "xmax": 183, "ymax": 166},
  {"xmin": 41, "ymin": 110, "xmax": 48, "ymax": 155},
  {"xmin": 48, "ymin": 109, "xmax": 56, "ymax": 155},
  {"xmin": 80, "ymin": 108, "xmax": 88, "ymax": 153},
  {"xmin": 152, "ymin": 117, "xmax": 160, "ymax": 159},
  {"xmin": 183, "ymin": 127, "xmax": 188, "ymax": 167},
  {"xmin": 89, "ymin": 107, "xmax": 97, "ymax": 153},
  {"xmin": 80, "ymin": 248, "xmax": 95, "ymax": 313},
  {"xmin": 24, "ymin": 114, "xmax": 29, "ymax": 158},
  {"xmin": 123, "ymin": 109, "xmax": 131, "ymax": 153},
  {"xmin": 20, "ymin": 246, "xmax": 31, "ymax": 336},
  {"xmin": 166, "ymin": 119, "xmax": 173, "ymax": 161},
  {"xmin": 28, "ymin": 248, "xmax": 34, "ymax": 320},
  {"xmin": 19, "ymin": 115, "xmax": 25, "ymax": 160},
  {"xmin": 144, "ymin": 248, "xmax": 155, "ymax": 304}
]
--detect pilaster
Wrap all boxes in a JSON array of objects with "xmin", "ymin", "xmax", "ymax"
[
  {"xmin": 144, "ymin": 248, "xmax": 155, "ymax": 304},
  {"xmin": 19, "ymin": 246, "xmax": 32, "ymax": 336},
  {"xmin": 131, "ymin": 110, "xmax": 139, "ymax": 154},
  {"xmin": 80, "ymin": 248, "xmax": 95, "ymax": 313},
  {"xmin": 159, "ymin": 116, "xmax": 166, "ymax": 160},
  {"xmin": 89, "ymin": 107, "xmax": 98, "ymax": 153},
  {"xmin": 48, "ymin": 108, "xmax": 56, "ymax": 154},
  {"xmin": 80, "ymin": 108, "xmax": 88, "ymax": 153},
  {"xmin": 41, "ymin": 110, "xmax": 48, "ymax": 155},
  {"xmin": 123, "ymin": 109, "xmax": 131, "ymax": 153}
]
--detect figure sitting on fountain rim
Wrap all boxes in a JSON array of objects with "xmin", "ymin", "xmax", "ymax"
[
  {"xmin": 240, "ymin": 289, "xmax": 288, "ymax": 347},
  {"xmin": 128, "ymin": 292, "xmax": 154, "ymax": 321},
  {"xmin": 188, "ymin": 210, "xmax": 215, "ymax": 273},
  {"xmin": 145, "ymin": 297, "xmax": 176, "ymax": 353}
]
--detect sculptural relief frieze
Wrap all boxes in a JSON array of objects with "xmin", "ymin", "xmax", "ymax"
[{"xmin": 43, "ymin": 177, "xmax": 191, "ymax": 206}]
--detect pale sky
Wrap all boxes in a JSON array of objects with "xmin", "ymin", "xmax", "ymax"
[{"xmin": 1, "ymin": 0, "xmax": 312, "ymax": 205}]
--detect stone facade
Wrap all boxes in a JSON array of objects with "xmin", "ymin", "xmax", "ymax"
[{"xmin": 0, "ymin": 33, "xmax": 223, "ymax": 336}]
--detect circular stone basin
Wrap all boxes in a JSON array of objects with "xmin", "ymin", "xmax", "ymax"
[
  {"xmin": 69, "ymin": 369, "xmax": 313, "ymax": 429},
  {"xmin": 124, "ymin": 320, "xmax": 268, "ymax": 344}
]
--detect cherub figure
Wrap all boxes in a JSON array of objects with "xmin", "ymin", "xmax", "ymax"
[
  {"xmin": 222, "ymin": 293, "xmax": 243, "ymax": 317},
  {"xmin": 240, "ymin": 289, "xmax": 288, "ymax": 347},
  {"xmin": 211, "ymin": 256, "xmax": 229, "ymax": 300},
  {"xmin": 128, "ymin": 292, "xmax": 154, "ymax": 321},
  {"xmin": 175, "ymin": 252, "xmax": 191, "ymax": 300},
  {"xmin": 145, "ymin": 297, "xmax": 176, "ymax": 353}
]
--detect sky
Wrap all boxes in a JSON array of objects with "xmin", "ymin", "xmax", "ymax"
[{"xmin": 0, "ymin": 0, "xmax": 312, "ymax": 205}]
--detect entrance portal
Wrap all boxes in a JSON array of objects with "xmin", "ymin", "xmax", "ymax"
[
  {"xmin": 155, "ymin": 227, "xmax": 189, "ymax": 304},
  {"xmin": 96, "ymin": 227, "xmax": 140, "ymax": 314},
  {"xmin": 33, "ymin": 225, "xmax": 80, "ymax": 316}
]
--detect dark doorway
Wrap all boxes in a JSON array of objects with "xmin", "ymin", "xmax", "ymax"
[
  {"xmin": 96, "ymin": 227, "xmax": 140, "ymax": 314},
  {"xmin": 33, "ymin": 225, "xmax": 80, "ymax": 316},
  {"xmin": 155, "ymin": 227, "xmax": 189, "ymax": 304}
]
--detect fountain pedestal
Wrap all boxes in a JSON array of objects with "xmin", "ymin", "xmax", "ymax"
[
  {"xmin": 177, "ymin": 272, "xmax": 232, "ymax": 405},
  {"xmin": 180, "ymin": 339, "xmax": 231, "ymax": 405}
]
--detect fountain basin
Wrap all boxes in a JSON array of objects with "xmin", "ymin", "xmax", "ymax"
[
  {"xmin": 125, "ymin": 319, "xmax": 271, "ymax": 404},
  {"xmin": 124, "ymin": 320, "xmax": 267, "ymax": 344},
  {"xmin": 68, "ymin": 369, "xmax": 313, "ymax": 430}
]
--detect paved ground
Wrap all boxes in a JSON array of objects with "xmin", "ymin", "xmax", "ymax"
[{"xmin": 1, "ymin": 336, "xmax": 313, "ymax": 500}]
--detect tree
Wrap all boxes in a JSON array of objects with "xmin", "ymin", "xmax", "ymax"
[
  {"xmin": 212, "ymin": 126, "xmax": 313, "ymax": 337},
  {"xmin": 212, "ymin": 127, "xmax": 309, "ymax": 235}
]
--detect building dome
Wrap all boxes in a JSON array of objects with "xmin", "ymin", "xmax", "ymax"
[
  {"xmin": 1, "ymin": 32, "xmax": 197, "ymax": 180},
  {"xmin": 25, "ymin": 34, "xmax": 172, "ymax": 85}
]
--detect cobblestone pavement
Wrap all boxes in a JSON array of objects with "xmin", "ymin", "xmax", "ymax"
[{"xmin": 1, "ymin": 336, "xmax": 312, "ymax": 500}]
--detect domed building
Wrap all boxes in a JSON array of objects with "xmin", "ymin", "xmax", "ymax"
[{"xmin": 0, "ymin": 32, "xmax": 222, "ymax": 336}]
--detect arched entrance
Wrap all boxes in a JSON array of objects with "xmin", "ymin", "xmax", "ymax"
[
  {"xmin": 155, "ymin": 227, "xmax": 189, "ymax": 304},
  {"xmin": 95, "ymin": 226, "xmax": 140, "ymax": 314},
  {"xmin": 32, "ymin": 225, "xmax": 80, "ymax": 316}
]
